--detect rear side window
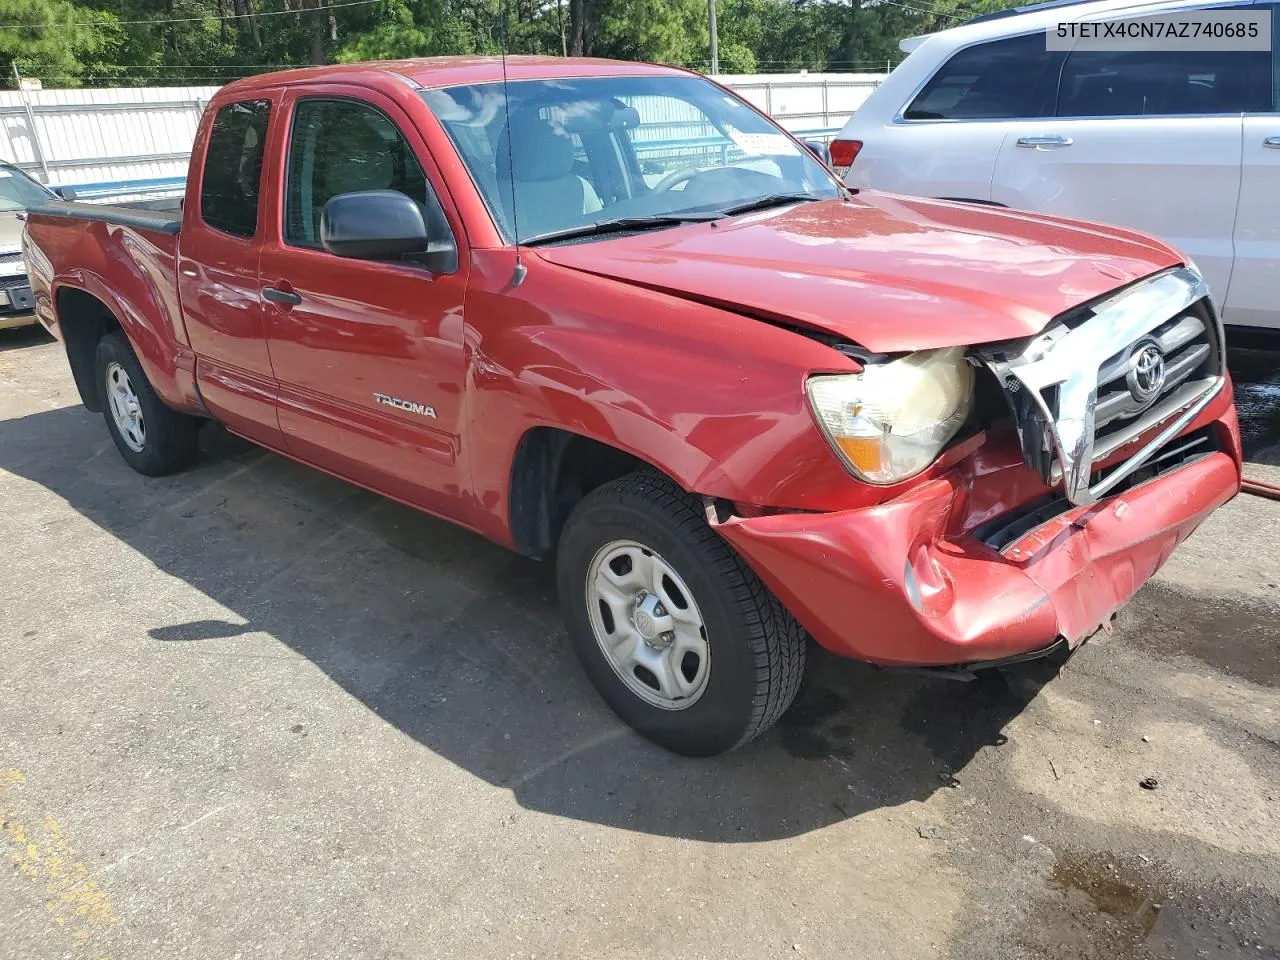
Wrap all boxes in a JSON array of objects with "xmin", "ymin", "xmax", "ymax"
[
  {"xmin": 200, "ymin": 99, "xmax": 271, "ymax": 238},
  {"xmin": 904, "ymin": 33, "xmax": 1061, "ymax": 120},
  {"xmin": 1056, "ymin": 49, "xmax": 1272, "ymax": 117}
]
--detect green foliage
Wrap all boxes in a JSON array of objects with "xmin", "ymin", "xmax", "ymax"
[
  {"xmin": 5, "ymin": 0, "xmax": 1023, "ymax": 88},
  {"xmin": 717, "ymin": 40, "xmax": 756, "ymax": 74},
  {"xmin": 1, "ymin": 0, "xmax": 120, "ymax": 84},
  {"xmin": 336, "ymin": 0, "xmax": 484, "ymax": 61},
  {"xmin": 588, "ymin": 0, "xmax": 706, "ymax": 64}
]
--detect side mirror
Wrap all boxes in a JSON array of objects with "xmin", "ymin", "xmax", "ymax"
[
  {"xmin": 803, "ymin": 140, "xmax": 831, "ymax": 166},
  {"xmin": 321, "ymin": 190, "xmax": 455, "ymax": 271},
  {"xmin": 52, "ymin": 185, "xmax": 77, "ymax": 201},
  {"xmin": 641, "ymin": 159, "xmax": 666, "ymax": 175}
]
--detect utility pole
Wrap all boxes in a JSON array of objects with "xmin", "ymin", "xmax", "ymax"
[
  {"xmin": 13, "ymin": 62, "xmax": 51, "ymax": 183},
  {"xmin": 708, "ymin": 0, "xmax": 719, "ymax": 74}
]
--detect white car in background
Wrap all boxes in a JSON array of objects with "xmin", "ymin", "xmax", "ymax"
[
  {"xmin": 0, "ymin": 162, "xmax": 52, "ymax": 330},
  {"xmin": 830, "ymin": 0, "xmax": 1280, "ymax": 334}
]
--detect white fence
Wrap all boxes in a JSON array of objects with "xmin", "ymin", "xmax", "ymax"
[
  {"xmin": 0, "ymin": 71, "xmax": 884, "ymax": 203},
  {"xmin": 0, "ymin": 85, "xmax": 218, "ymax": 202},
  {"xmin": 718, "ymin": 72, "xmax": 885, "ymax": 141}
]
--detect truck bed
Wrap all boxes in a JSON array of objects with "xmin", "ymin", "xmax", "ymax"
[{"xmin": 27, "ymin": 200, "xmax": 181, "ymax": 236}]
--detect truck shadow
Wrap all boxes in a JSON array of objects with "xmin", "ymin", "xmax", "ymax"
[
  {"xmin": 0, "ymin": 325, "xmax": 54, "ymax": 352},
  {"xmin": 0, "ymin": 404, "xmax": 1058, "ymax": 842}
]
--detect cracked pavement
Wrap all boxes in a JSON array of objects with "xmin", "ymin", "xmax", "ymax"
[{"xmin": 2, "ymin": 326, "xmax": 1278, "ymax": 960}]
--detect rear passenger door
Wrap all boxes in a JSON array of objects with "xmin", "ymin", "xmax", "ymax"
[
  {"xmin": 872, "ymin": 32, "xmax": 1063, "ymax": 201},
  {"xmin": 179, "ymin": 96, "xmax": 285, "ymax": 448},
  {"xmin": 992, "ymin": 37, "xmax": 1270, "ymax": 308}
]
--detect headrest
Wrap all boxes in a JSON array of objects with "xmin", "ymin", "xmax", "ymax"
[
  {"xmin": 497, "ymin": 114, "xmax": 575, "ymax": 183},
  {"xmin": 322, "ymin": 119, "xmax": 394, "ymax": 192}
]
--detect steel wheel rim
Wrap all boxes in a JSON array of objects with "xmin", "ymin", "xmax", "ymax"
[
  {"xmin": 585, "ymin": 538, "xmax": 711, "ymax": 711},
  {"xmin": 105, "ymin": 362, "xmax": 146, "ymax": 453}
]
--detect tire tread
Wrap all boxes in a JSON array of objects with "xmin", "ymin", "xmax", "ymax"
[
  {"xmin": 96, "ymin": 330, "xmax": 200, "ymax": 476},
  {"xmin": 587, "ymin": 472, "xmax": 805, "ymax": 749}
]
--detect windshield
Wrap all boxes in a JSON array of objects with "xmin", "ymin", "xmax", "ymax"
[
  {"xmin": 423, "ymin": 75, "xmax": 840, "ymax": 244},
  {"xmin": 0, "ymin": 165, "xmax": 54, "ymax": 213}
]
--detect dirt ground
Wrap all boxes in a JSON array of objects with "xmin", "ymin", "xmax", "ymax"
[{"xmin": 2, "ymin": 325, "xmax": 1278, "ymax": 960}]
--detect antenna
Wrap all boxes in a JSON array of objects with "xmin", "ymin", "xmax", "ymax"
[{"xmin": 500, "ymin": 1, "xmax": 527, "ymax": 288}]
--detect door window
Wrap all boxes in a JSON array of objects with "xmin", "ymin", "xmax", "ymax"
[
  {"xmin": 904, "ymin": 33, "xmax": 1063, "ymax": 120},
  {"xmin": 200, "ymin": 99, "xmax": 271, "ymax": 238},
  {"xmin": 285, "ymin": 98, "xmax": 449, "ymax": 249},
  {"xmin": 1056, "ymin": 48, "xmax": 1272, "ymax": 117}
]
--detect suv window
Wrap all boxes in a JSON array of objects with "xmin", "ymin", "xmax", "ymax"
[
  {"xmin": 200, "ymin": 99, "xmax": 270, "ymax": 238},
  {"xmin": 285, "ymin": 98, "xmax": 448, "ymax": 248},
  {"xmin": 904, "ymin": 33, "xmax": 1062, "ymax": 120},
  {"xmin": 1057, "ymin": 49, "xmax": 1272, "ymax": 117}
]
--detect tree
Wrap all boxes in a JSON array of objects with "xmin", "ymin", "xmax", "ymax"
[
  {"xmin": 4, "ymin": 0, "xmax": 1026, "ymax": 89},
  {"xmin": 569, "ymin": 0, "xmax": 585, "ymax": 54},
  {"xmin": 337, "ymin": 0, "xmax": 484, "ymax": 60},
  {"xmin": 1, "ymin": 0, "xmax": 120, "ymax": 85}
]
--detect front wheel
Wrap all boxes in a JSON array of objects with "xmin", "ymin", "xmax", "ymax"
[
  {"xmin": 95, "ymin": 330, "xmax": 201, "ymax": 476},
  {"xmin": 557, "ymin": 473, "xmax": 805, "ymax": 756}
]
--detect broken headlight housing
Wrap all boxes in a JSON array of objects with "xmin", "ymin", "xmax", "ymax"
[{"xmin": 806, "ymin": 347, "xmax": 974, "ymax": 484}]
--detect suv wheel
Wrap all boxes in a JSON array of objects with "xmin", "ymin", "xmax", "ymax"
[
  {"xmin": 96, "ymin": 330, "xmax": 201, "ymax": 476},
  {"xmin": 557, "ymin": 473, "xmax": 805, "ymax": 756}
]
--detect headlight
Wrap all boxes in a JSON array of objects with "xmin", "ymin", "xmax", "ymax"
[{"xmin": 806, "ymin": 347, "xmax": 975, "ymax": 484}]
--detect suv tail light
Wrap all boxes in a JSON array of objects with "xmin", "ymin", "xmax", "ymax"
[{"xmin": 829, "ymin": 139, "xmax": 862, "ymax": 178}]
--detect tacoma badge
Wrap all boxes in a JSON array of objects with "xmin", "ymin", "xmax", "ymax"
[{"xmin": 373, "ymin": 392, "xmax": 437, "ymax": 418}]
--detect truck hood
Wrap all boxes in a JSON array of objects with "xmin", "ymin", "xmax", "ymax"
[{"xmin": 533, "ymin": 193, "xmax": 1184, "ymax": 354}]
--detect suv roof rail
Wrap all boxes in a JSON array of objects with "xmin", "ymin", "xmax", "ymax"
[{"xmin": 961, "ymin": 0, "xmax": 1103, "ymax": 26}]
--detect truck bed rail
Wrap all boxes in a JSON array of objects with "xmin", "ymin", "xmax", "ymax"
[{"xmin": 27, "ymin": 200, "xmax": 181, "ymax": 236}]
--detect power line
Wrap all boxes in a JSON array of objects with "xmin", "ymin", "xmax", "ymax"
[
  {"xmin": 881, "ymin": 0, "xmax": 958, "ymax": 18},
  {"xmin": 0, "ymin": 0, "xmax": 384, "ymax": 31},
  {"xmin": 871, "ymin": 0, "xmax": 962, "ymax": 20}
]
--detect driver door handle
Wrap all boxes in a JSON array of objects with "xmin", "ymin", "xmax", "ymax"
[
  {"xmin": 1264, "ymin": 137, "xmax": 1280, "ymax": 149},
  {"xmin": 262, "ymin": 285, "xmax": 301, "ymax": 306},
  {"xmin": 1016, "ymin": 135, "xmax": 1073, "ymax": 148}
]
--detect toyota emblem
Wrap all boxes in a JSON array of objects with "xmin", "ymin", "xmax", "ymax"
[{"xmin": 1126, "ymin": 341, "xmax": 1166, "ymax": 405}]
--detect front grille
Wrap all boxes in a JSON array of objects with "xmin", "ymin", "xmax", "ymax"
[
  {"xmin": 0, "ymin": 251, "xmax": 21, "ymax": 266},
  {"xmin": 979, "ymin": 267, "xmax": 1225, "ymax": 506},
  {"xmin": 1087, "ymin": 310, "xmax": 1217, "ymax": 466},
  {"xmin": 976, "ymin": 426, "xmax": 1220, "ymax": 552},
  {"xmin": 0, "ymin": 274, "xmax": 29, "ymax": 291}
]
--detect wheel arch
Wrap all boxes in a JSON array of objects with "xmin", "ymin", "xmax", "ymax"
[
  {"xmin": 54, "ymin": 285, "xmax": 122, "ymax": 413},
  {"xmin": 508, "ymin": 426, "xmax": 666, "ymax": 558}
]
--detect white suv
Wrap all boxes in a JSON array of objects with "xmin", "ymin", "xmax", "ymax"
[{"xmin": 832, "ymin": 0, "xmax": 1279, "ymax": 332}]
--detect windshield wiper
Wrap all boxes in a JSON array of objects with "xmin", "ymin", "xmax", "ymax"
[
  {"xmin": 717, "ymin": 193, "xmax": 821, "ymax": 217},
  {"xmin": 522, "ymin": 213, "xmax": 722, "ymax": 247}
]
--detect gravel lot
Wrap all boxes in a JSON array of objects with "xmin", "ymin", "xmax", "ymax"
[{"xmin": 2, "ymin": 325, "xmax": 1278, "ymax": 960}]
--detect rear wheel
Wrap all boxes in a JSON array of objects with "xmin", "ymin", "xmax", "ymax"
[
  {"xmin": 557, "ymin": 473, "xmax": 805, "ymax": 756},
  {"xmin": 95, "ymin": 331, "xmax": 200, "ymax": 476}
]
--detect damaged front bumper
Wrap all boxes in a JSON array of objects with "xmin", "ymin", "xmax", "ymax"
[{"xmin": 712, "ymin": 402, "xmax": 1241, "ymax": 668}]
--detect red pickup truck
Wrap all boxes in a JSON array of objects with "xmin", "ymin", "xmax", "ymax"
[{"xmin": 23, "ymin": 57, "xmax": 1241, "ymax": 756}]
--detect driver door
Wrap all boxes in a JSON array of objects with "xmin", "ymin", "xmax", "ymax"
[{"xmin": 258, "ymin": 87, "xmax": 469, "ymax": 515}]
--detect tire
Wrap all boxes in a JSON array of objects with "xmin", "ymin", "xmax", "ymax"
[
  {"xmin": 95, "ymin": 330, "xmax": 201, "ymax": 476},
  {"xmin": 557, "ymin": 473, "xmax": 805, "ymax": 756}
]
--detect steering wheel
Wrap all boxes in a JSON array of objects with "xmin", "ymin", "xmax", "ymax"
[{"xmin": 652, "ymin": 166, "xmax": 702, "ymax": 193}]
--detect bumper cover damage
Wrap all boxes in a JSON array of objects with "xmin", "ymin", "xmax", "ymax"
[{"xmin": 712, "ymin": 445, "xmax": 1240, "ymax": 668}]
